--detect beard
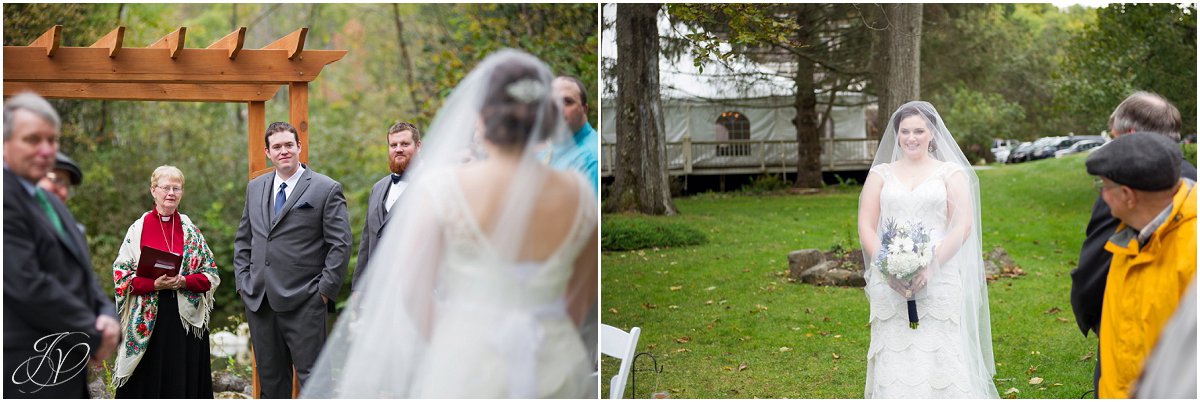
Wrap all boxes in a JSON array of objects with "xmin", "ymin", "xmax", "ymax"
[{"xmin": 389, "ymin": 154, "xmax": 410, "ymax": 175}]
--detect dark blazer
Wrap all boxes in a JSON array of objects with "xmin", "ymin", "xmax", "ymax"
[
  {"xmin": 233, "ymin": 166, "xmax": 352, "ymax": 313},
  {"xmin": 3, "ymin": 169, "xmax": 115, "ymax": 398},
  {"xmin": 1070, "ymin": 160, "xmax": 1197, "ymax": 336},
  {"xmin": 351, "ymin": 175, "xmax": 396, "ymax": 292}
]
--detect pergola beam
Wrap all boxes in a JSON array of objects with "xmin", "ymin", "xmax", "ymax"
[
  {"xmin": 207, "ymin": 27, "xmax": 246, "ymax": 59},
  {"xmin": 89, "ymin": 26, "xmax": 125, "ymax": 58},
  {"xmin": 263, "ymin": 27, "xmax": 307, "ymax": 60},
  {"xmin": 148, "ymin": 27, "xmax": 186, "ymax": 59},
  {"xmin": 3, "ymin": 82, "xmax": 280, "ymax": 102},
  {"xmin": 4, "ymin": 47, "xmax": 346, "ymax": 84},
  {"xmin": 29, "ymin": 25, "xmax": 62, "ymax": 57}
]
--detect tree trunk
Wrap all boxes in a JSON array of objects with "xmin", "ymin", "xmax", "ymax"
[
  {"xmin": 876, "ymin": 3, "xmax": 922, "ymax": 129},
  {"xmin": 606, "ymin": 3, "xmax": 677, "ymax": 215},
  {"xmin": 392, "ymin": 4, "xmax": 421, "ymax": 118},
  {"xmin": 792, "ymin": 7, "xmax": 822, "ymax": 188}
]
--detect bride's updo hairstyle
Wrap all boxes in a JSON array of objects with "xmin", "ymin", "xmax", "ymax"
[
  {"xmin": 891, "ymin": 104, "xmax": 941, "ymax": 153},
  {"xmin": 481, "ymin": 58, "xmax": 559, "ymax": 150}
]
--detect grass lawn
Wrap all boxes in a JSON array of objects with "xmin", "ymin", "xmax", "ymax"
[{"xmin": 600, "ymin": 154, "xmax": 1101, "ymax": 398}]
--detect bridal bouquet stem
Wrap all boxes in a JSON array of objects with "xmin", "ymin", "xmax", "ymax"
[{"xmin": 873, "ymin": 219, "xmax": 933, "ymax": 329}]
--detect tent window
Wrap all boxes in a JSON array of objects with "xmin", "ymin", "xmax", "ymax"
[{"xmin": 716, "ymin": 111, "xmax": 751, "ymax": 156}]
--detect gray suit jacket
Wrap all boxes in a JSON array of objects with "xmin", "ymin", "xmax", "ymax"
[
  {"xmin": 351, "ymin": 175, "xmax": 395, "ymax": 292},
  {"xmin": 233, "ymin": 166, "xmax": 351, "ymax": 313}
]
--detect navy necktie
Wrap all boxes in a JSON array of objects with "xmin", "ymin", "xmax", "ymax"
[
  {"xmin": 391, "ymin": 174, "xmax": 402, "ymax": 184},
  {"xmin": 274, "ymin": 183, "xmax": 288, "ymax": 216}
]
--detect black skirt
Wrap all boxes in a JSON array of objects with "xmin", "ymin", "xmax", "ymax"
[{"xmin": 115, "ymin": 290, "xmax": 213, "ymax": 399}]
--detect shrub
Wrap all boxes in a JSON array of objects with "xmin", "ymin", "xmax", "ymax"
[
  {"xmin": 601, "ymin": 218, "xmax": 707, "ymax": 251},
  {"xmin": 1182, "ymin": 143, "xmax": 1196, "ymax": 167},
  {"xmin": 742, "ymin": 174, "xmax": 789, "ymax": 194}
]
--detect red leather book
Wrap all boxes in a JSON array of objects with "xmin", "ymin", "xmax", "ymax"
[{"xmin": 136, "ymin": 245, "xmax": 182, "ymax": 279}]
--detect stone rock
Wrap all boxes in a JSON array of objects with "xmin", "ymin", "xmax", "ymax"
[
  {"xmin": 984, "ymin": 246, "xmax": 1017, "ymax": 277},
  {"xmin": 799, "ymin": 261, "xmax": 866, "ymax": 287},
  {"xmin": 788, "ymin": 249, "xmax": 825, "ymax": 280},
  {"xmin": 88, "ymin": 368, "xmax": 110, "ymax": 399},
  {"xmin": 212, "ymin": 371, "xmax": 251, "ymax": 394}
]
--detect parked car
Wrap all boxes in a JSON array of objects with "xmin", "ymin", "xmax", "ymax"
[
  {"xmin": 1006, "ymin": 141, "xmax": 1037, "ymax": 164},
  {"xmin": 1054, "ymin": 139, "xmax": 1106, "ymax": 158},
  {"xmin": 990, "ymin": 139, "xmax": 1020, "ymax": 163},
  {"xmin": 1031, "ymin": 136, "xmax": 1104, "ymax": 161}
]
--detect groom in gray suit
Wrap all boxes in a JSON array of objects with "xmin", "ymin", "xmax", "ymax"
[
  {"xmin": 351, "ymin": 122, "xmax": 421, "ymax": 292},
  {"xmin": 234, "ymin": 121, "xmax": 351, "ymax": 398}
]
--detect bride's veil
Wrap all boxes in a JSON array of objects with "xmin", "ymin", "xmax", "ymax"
[
  {"xmin": 301, "ymin": 49, "xmax": 590, "ymax": 398},
  {"xmin": 859, "ymin": 101, "xmax": 996, "ymax": 394}
]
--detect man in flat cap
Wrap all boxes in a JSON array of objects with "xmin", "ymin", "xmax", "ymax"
[
  {"xmin": 1070, "ymin": 91, "xmax": 1196, "ymax": 397},
  {"xmin": 1086, "ymin": 132, "xmax": 1196, "ymax": 398},
  {"xmin": 38, "ymin": 152, "xmax": 83, "ymax": 204}
]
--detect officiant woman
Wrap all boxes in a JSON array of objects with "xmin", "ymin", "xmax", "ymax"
[{"xmin": 110, "ymin": 165, "xmax": 221, "ymax": 398}]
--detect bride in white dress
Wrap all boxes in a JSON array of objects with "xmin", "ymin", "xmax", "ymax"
[
  {"xmin": 302, "ymin": 49, "xmax": 598, "ymax": 398},
  {"xmin": 857, "ymin": 102, "xmax": 998, "ymax": 398}
]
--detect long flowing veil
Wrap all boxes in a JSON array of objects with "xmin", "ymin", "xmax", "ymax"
[
  {"xmin": 301, "ymin": 49, "xmax": 596, "ymax": 398},
  {"xmin": 858, "ymin": 101, "xmax": 996, "ymax": 394}
]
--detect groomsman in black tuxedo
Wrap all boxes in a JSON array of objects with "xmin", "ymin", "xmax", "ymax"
[
  {"xmin": 352, "ymin": 121, "xmax": 421, "ymax": 292},
  {"xmin": 1070, "ymin": 91, "xmax": 1196, "ymax": 396},
  {"xmin": 3, "ymin": 92, "xmax": 118, "ymax": 398}
]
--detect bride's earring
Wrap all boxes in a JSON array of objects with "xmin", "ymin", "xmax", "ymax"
[{"xmin": 928, "ymin": 141, "xmax": 936, "ymax": 153}]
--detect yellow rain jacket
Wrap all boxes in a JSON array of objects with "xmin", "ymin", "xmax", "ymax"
[{"xmin": 1098, "ymin": 179, "xmax": 1197, "ymax": 398}]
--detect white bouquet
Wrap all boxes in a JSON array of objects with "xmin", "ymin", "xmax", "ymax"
[{"xmin": 873, "ymin": 219, "xmax": 933, "ymax": 329}]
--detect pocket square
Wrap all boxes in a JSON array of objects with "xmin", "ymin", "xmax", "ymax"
[{"xmin": 296, "ymin": 202, "xmax": 314, "ymax": 209}]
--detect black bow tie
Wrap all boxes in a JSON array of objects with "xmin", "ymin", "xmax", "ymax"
[{"xmin": 391, "ymin": 174, "xmax": 402, "ymax": 184}]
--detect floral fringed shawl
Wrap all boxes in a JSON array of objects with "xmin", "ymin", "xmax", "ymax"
[{"xmin": 110, "ymin": 212, "xmax": 220, "ymax": 388}]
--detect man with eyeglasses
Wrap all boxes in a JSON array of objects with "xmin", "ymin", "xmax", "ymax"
[
  {"xmin": 233, "ymin": 121, "xmax": 351, "ymax": 398},
  {"xmin": 1084, "ymin": 132, "xmax": 1195, "ymax": 398},
  {"xmin": 37, "ymin": 152, "xmax": 82, "ymax": 203},
  {"xmin": 1069, "ymin": 92, "xmax": 1197, "ymax": 397}
]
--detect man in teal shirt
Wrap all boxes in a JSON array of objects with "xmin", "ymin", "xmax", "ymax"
[{"xmin": 549, "ymin": 75, "xmax": 598, "ymax": 193}]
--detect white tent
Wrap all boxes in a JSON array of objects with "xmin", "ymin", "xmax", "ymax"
[
  {"xmin": 599, "ymin": 6, "xmax": 875, "ymax": 174},
  {"xmin": 599, "ymin": 6, "xmax": 873, "ymax": 146}
]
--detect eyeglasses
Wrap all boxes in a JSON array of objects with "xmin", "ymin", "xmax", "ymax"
[
  {"xmin": 155, "ymin": 185, "xmax": 184, "ymax": 194},
  {"xmin": 1093, "ymin": 178, "xmax": 1119, "ymax": 193}
]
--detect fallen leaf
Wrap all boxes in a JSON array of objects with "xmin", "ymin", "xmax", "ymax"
[
  {"xmin": 1056, "ymin": 317, "xmax": 1069, "ymax": 323},
  {"xmin": 833, "ymin": 334, "xmax": 842, "ymax": 338},
  {"xmin": 1051, "ymin": 383, "xmax": 1062, "ymax": 387},
  {"xmin": 805, "ymin": 333, "xmax": 814, "ymax": 337},
  {"xmin": 1029, "ymin": 377, "xmax": 1043, "ymax": 385},
  {"xmin": 672, "ymin": 348, "xmax": 691, "ymax": 354},
  {"xmin": 755, "ymin": 304, "xmax": 768, "ymax": 311},
  {"xmin": 804, "ymin": 308, "xmax": 814, "ymax": 314},
  {"xmin": 722, "ymin": 366, "xmax": 732, "ymax": 371},
  {"xmin": 1026, "ymin": 365, "xmax": 1038, "ymax": 375},
  {"xmin": 675, "ymin": 336, "xmax": 691, "ymax": 344},
  {"xmin": 1080, "ymin": 351, "xmax": 1094, "ymax": 361},
  {"xmin": 609, "ymin": 308, "xmax": 619, "ymax": 314},
  {"xmin": 705, "ymin": 286, "xmax": 717, "ymax": 291},
  {"xmin": 643, "ymin": 303, "xmax": 657, "ymax": 309},
  {"xmin": 705, "ymin": 300, "xmax": 714, "ymax": 305},
  {"xmin": 1029, "ymin": 350, "xmax": 1041, "ymax": 356},
  {"xmin": 668, "ymin": 305, "xmax": 680, "ymax": 310},
  {"xmin": 739, "ymin": 336, "xmax": 752, "ymax": 341},
  {"xmin": 737, "ymin": 362, "xmax": 749, "ymax": 371},
  {"xmin": 669, "ymin": 285, "xmax": 683, "ymax": 291},
  {"xmin": 1044, "ymin": 307, "xmax": 1062, "ymax": 314},
  {"xmin": 1004, "ymin": 388, "xmax": 1019, "ymax": 395},
  {"xmin": 791, "ymin": 327, "xmax": 802, "ymax": 331},
  {"xmin": 832, "ymin": 353, "xmax": 840, "ymax": 359},
  {"xmin": 779, "ymin": 347, "xmax": 793, "ymax": 352}
]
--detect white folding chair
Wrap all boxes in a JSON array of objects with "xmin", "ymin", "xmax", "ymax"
[{"xmin": 600, "ymin": 324, "xmax": 641, "ymax": 399}]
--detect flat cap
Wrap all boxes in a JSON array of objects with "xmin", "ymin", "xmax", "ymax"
[
  {"xmin": 1085, "ymin": 132, "xmax": 1180, "ymax": 191},
  {"xmin": 54, "ymin": 151, "xmax": 82, "ymax": 185}
]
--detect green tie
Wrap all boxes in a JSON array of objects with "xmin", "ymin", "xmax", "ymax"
[{"xmin": 34, "ymin": 188, "xmax": 67, "ymax": 238}]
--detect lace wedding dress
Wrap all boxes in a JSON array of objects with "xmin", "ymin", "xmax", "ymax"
[
  {"xmin": 864, "ymin": 162, "xmax": 997, "ymax": 398},
  {"xmin": 408, "ymin": 174, "xmax": 595, "ymax": 398}
]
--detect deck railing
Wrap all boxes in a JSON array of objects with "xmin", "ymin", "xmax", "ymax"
[{"xmin": 601, "ymin": 137, "xmax": 878, "ymax": 176}]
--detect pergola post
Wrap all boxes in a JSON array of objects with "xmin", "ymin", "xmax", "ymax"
[
  {"xmin": 289, "ymin": 82, "xmax": 309, "ymax": 164},
  {"xmin": 247, "ymin": 101, "xmax": 266, "ymax": 177}
]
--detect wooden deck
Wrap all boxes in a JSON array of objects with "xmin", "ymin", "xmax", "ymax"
[{"xmin": 600, "ymin": 137, "xmax": 877, "ymax": 177}]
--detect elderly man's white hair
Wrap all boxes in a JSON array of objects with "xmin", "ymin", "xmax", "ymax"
[{"xmin": 4, "ymin": 92, "xmax": 61, "ymax": 140}]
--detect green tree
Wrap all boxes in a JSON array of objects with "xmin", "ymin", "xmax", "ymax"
[
  {"xmin": 1055, "ymin": 3, "xmax": 1196, "ymax": 136},
  {"xmin": 930, "ymin": 86, "xmax": 1027, "ymax": 163}
]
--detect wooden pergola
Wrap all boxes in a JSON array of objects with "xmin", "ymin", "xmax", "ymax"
[
  {"xmin": 4, "ymin": 25, "xmax": 346, "ymax": 397},
  {"xmin": 3, "ymin": 25, "xmax": 346, "ymax": 179}
]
